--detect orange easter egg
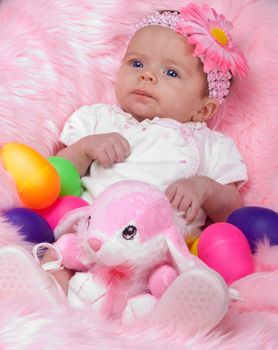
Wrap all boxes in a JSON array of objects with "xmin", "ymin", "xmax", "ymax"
[{"xmin": 0, "ymin": 143, "xmax": 60, "ymax": 209}]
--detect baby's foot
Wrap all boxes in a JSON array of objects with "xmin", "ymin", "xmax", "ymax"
[
  {"xmin": 0, "ymin": 245, "xmax": 66, "ymax": 306},
  {"xmin": 150, "ymin": 266, "xmax": 229, "ymax": 334}
]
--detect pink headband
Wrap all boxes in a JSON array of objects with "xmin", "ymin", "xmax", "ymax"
[{"xmin": 131, "ymin": 4, "xmax": 248, "ymax": 104}]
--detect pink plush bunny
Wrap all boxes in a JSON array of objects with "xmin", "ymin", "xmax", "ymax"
[{"xmin": 54, "ymin": 180, "xmax": 197, "ymax": 323}]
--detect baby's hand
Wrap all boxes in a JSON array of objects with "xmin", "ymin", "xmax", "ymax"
[
  {"xmin": 165, "ymin": 176, "xmax": 211, "ymax": 223},
  {"xmin": 85, "ymin": 133, "xmax": 130, "ymax": 168}
]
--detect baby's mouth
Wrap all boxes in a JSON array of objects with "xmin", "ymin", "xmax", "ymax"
[{"xmin": 132, "ymin": 90, "xmax": 153, "ymax": 99}]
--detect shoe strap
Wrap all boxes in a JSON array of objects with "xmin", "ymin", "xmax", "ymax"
[
  {"xmin": 229, "ymin": 288, "xmax": 245, "ymax": 302},
  {"xmin": 32, "ymin": 243, "xmax": 63, "ymax": 272}
]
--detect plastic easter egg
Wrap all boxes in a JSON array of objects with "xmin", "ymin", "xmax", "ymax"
[
  {"xmin": 3, "ymin": 207, "xmax": 55, "ymax": 243},
  {"xmin": 48, "ymin": 156, "xmax": 81, "ymax": 196},
  {"xmin": 227, "ymin": 206, "xmax": 278, "ymax": 253},
  {"xmin": 36, "ymin": 195, "xmax": 89, "ymax": 229},
  {"xmin": 0, "ymin": 143, "xmax": 60, "ymax": 209},
  {"xmin": 190, "ymin": 237, "xmax": 199, "ymax": 256},
  {"xmin": 198, "ymin": 222, "xmax": 254, "ymax": 285}
]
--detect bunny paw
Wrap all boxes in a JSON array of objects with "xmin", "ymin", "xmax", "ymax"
[{"xmin": 121, "ymin": 293, "xmax": 157, "ymax": 325}]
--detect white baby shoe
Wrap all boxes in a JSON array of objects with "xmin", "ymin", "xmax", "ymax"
[
  {"xmin": 150, "ymin": 265, "xmax": 230, "ymax": 334},
  {"xmin": 0, "ymin": 244, "xmax": 66, "ymax": 305}
]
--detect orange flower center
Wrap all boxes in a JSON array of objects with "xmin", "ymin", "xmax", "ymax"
[{"xmin": 210, "ymin": 27, "xmax": 229, "ymax": 46}]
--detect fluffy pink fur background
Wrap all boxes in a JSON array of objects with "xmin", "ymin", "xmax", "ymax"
[{"xmin": 0, "ymin": 0, "xmax": 278, "ymax": 348}]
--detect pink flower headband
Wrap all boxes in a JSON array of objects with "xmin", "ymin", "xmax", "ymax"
[{"xmin": 132, "ymin": 3, "xmax": 248, "ymax": 104}]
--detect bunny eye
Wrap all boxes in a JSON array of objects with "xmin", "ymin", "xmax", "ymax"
[
  {"xmin": 122, "ymin": 225, "xmax": 137, "ymax": 240},
  {"xmin": 87, "ymin": 216, "xmax": 92, "ymax": 229}
]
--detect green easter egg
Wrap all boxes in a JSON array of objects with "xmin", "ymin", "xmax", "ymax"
[{"xmin": 48, "ymin": 156, "xmax": 81, "ymax": 197}]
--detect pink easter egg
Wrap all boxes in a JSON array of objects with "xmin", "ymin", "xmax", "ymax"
[
  {"xmin": 198, "ymin": 222, "xmax": 254, "ymax": 284},
  {"xmin": 36, "ymin": 195, "xmax": 89, "ymax": 229}
]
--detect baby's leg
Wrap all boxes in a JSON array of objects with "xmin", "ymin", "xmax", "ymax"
[
  {"xmin": 0, "ymin": 245, "xmax": 66, "ymax": 305},
  {"xmin": 40, "ymin": 247, "xmax": 73, "ymax": 294}
]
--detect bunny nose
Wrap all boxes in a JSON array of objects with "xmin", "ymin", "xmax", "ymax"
[{"xmin": 88, "ymin": 238, "xmax": 103, "ymax": 252}]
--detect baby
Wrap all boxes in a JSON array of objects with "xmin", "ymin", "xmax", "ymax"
[
  {"xmin": 47, "ymin": 1, "xmax": 248, "ymax": 325},
  {"xmin": 57, "ymin": 6, "xmax": 247, "ymax": 241},
  {"xmin": 0, "ymin": 3, "xmax": 248, "ymax": 334}
]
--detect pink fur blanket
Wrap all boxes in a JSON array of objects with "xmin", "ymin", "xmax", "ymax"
[{"xmin": 0, "ymin": 0, "xmax": 278, "ymax": 348}]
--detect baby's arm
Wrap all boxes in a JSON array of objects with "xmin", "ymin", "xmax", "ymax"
[
  {"xmin": 165, "ymin": 176, "xmax": 242, "ymax": 223},
  {"xmin": 57, "ymin": 138, "xmax": 92, "ymax": 176},
  {"xmin": 200, "ymin": 178, "xmax": 242, "ymax": 222},
  {"xmin": 57, "ymin": 133, "xmax": 131, "ymax": 176}
]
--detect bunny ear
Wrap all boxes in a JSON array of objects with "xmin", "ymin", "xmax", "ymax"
[
  {"xmin": 54, "ymin": 206, "xmax": 91, "ymax": 240},
  {"xmin": 164, "ymin": 237, "xmax": 199, "ymax": 274}
]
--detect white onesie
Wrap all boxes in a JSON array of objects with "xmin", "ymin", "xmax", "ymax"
[{"xmin": 60, "ymin": 103, "xmax": 247, "ymax": 239}]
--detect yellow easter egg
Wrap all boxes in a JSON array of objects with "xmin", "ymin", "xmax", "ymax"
[
  {"xmin": 0, "ymin": 143, "xmax": 60, "ymax": 209},
  {"xmin": 190, "ymin": 237, "xmax": 200, "ymax": 256}
]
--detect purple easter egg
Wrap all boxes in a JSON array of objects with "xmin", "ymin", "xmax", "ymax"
[
  {"xmin": 3, "ymin": 207, "xmax": 55, "ymax": 243},
  {"xmin": 227, "ymin": 206, "xmax": 278, "ymax": 252}
]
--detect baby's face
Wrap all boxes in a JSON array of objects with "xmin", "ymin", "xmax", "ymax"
[{"xmin": 115, "ymin": 26, "xmax": 208, "ymax": 122}]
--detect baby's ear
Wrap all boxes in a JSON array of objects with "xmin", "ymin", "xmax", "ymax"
[{"xmin": 192, "ymin": 98, "xmax": 219, "ymax": 122}]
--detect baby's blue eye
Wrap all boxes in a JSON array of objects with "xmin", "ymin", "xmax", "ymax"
[
  {"xmin": 132, "ymin": 60, "xmax": 143, "ymax": 68},
  {"xmin": 166, "ymin": 69, "xmax": 179, "ymax": 78}
]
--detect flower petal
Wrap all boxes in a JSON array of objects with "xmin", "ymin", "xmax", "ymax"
[{"xmin": 177, "ymin": 3, "xmax": 248, "ymax": 77}]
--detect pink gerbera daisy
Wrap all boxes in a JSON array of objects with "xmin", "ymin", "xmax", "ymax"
[{"xmin": 176, "ymin": 3, "xmax": 248, "ymax": 77}]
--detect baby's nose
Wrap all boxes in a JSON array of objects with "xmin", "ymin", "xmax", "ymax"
[
  {"xmin": 88, "ymin": 237, "xmax": 103, "ymax": 252},
  {"xmin": 139, "ymin": 70, "xmax": 157, "ymax": 82}
]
